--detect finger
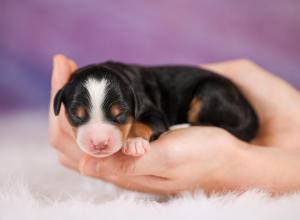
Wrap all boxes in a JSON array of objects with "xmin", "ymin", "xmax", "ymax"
[
  {"xmin": 202, "ymin": 59, "xmax": 300, "ymax": 118},
  {"xmin": 49, "ymin": 55, "xmax": 77, "ymax": 136},
  {"xmin": 201, "ymin": 59, "xmax": 238, "ymax": 75},
  {"xmin": 201, "ymin": 59, "xmax": 267, "ymax": 77},
  {"xmin": 100, "ymin": 174, "xmax": 176, "ymax": 195},
  {"xmin": 202, "ymin": 59, "xmax": 294, "ymax": 90},
  {"xmin": 57, "ymin": 152, "xmax": 79, "ymax": 171},
  {"xmin": 51, "ymin": 104, "xmax": 74, "ymax": 137},
  {"xmin": 68, "ymin": 58, "xmax": 78, "ymax": 72},
  {"xmin": 50, "ymin": 54, "xmax": 74, "ymax": 97},
  {"xmin": 50, "ymin": 129, "xmax": 83, "ymax": 162},
  {"xmin": 79, "ymin": 144, "xmax": 169, "ymax": 177}
]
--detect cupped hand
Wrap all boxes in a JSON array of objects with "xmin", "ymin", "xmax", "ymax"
[
  {"xmin": 49, "ymin": 55, "xmax": 300, "ymax": 195},
  {"xmin": 203, "ymin": 61, "xmax": 300, "ymax": 148},
  {"xmin": 49, "ymin": 55, "xmax": 83, "ymax": 167}
]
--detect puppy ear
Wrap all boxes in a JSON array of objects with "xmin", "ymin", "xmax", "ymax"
[{"xmin": 53, "ymin": 88, "xmax": 65, "ymax": 115}]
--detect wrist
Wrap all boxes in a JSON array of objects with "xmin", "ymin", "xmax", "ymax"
[{"xmin": 213, "ymin": 142, "xmax": 300, "ymax": 194}]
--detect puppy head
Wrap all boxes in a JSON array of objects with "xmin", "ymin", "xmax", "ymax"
[{"xmin": 53, "ymin": 65, "xmax": 135, "ymax": 157}]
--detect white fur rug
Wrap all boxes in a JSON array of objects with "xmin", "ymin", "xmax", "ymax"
[{"xmin": 1, "ymin": 112, "xmax": 300, "ymax": 220}]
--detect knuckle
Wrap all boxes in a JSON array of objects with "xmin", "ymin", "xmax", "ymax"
[
  {"xmin": 49, "ymin": 137, "xmax": 58, "ymax": 149},
  {"xmin": 104, "ymin": 175, "xmax": 120, "ymax": 183},
  {"xmin": 154, "ymin": 138, "xmax": 182, "ymax": 169},
  {"xmin": 118, "ymin": 160, "xmax": 134, "ymax": 175},
  {"xmin": 163, "ymin": 145, "xmax": 181, "ymax": 169},
  {"xmin": 211, "ymin": 126, "xmax": 227, "ymax": 136},
  {"xmin": 106, "ymin": 158, "xmax": 134, "ymax": 176},
  {"xmin": 212, "ymin": 128, "xmax": 236, "ymax": 146},
  {"xmin": 57, "ymin": 153, "xmax": 71, "ymax": 168},
  {"xmin": 58, "ymin": 154, "xmax": 76, "ymax": 170},
  {"xmin": 58, "ymin": 155, "xmax": 66, "ymax": 166},
  {"xmin": 48, "ymin": 131, "xmax": 61, "ymax": 150}
]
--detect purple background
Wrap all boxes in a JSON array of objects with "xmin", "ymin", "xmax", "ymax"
[{"xmin": 1, "ymin": 0, "xmax": 300, "ymax": 112}]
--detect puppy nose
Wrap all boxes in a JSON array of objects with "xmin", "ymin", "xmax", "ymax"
[{"xmin": 89, "ymin": 139, "xmax": 109, "ymax": 151}]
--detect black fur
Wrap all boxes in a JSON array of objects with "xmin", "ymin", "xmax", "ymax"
[{"xmin": 54, "ymin": 61, "xmax": 259, "ymax": 141}]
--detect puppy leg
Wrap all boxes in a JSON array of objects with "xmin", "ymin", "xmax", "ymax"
[
  {"xmin": 188, "ymin": 78, "xmax": 258, "ymax": 141},
  {"xmin": 123, "ymin": 109, "xmax": 169, "ymax": 156},
  {"xmin": 122, "ymin": 122, "xmax": 152, "ymax": 156}
]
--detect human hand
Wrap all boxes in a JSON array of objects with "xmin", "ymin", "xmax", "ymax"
[
  {"xmin": 49, "ymin": 56, "xmax": 300, "ymax": 195},
  {"xmin": 203, "ymin": 60, "xmax": 300, "ymax": 148},
  {"xmin": 49, "ymin": 55, "xmax": 84, "ymax": 170}
]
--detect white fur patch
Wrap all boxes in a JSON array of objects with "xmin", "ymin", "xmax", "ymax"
[{"xmin": 85, "ymin": 78, "xmax": 108, "ymax": 122}]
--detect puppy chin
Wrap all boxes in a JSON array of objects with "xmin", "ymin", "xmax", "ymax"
[{"xmin": 78, "ymin": 144, "xmax": 122, "ymax": 158}]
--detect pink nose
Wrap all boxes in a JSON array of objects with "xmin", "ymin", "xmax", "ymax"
[
  {"xmin": 88, "ymin": 138, "xmax": 110, "ymax": 152},
  {"xmin": 77, "ymin": 122, "xmax": 123, "ymax": 157}
]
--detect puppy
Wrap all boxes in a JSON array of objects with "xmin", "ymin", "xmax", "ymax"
[{"xmin": 54, "ymin": 61, "xmax": 259, "ymax": 157}]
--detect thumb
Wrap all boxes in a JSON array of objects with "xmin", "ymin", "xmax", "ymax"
[{"xmin": 51, "ymin": 54, "xmax": 76, "ymax": 96}]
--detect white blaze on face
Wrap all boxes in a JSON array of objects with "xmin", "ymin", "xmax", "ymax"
[
  {"xmin": 75, "ymin": 77, "xmax": 123, "ymax": 157},
  {"xmin": 85, "ymin": 78, "xmax": 108, "ymax": 122}
]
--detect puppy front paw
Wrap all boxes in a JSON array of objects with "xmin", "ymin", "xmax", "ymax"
[{"xmin": 122, "ymin": 137, "xmax": 150, "ymax": 157}]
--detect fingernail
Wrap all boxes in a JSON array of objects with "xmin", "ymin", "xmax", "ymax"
[{"xmin": 80, "ymin": 158, "xmax": 99, "ymax": 176}]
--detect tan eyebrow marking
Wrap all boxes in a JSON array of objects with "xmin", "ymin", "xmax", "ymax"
[
  {"xmin": 75, "ymin": 105, "xmax": 87, "ymax": 119},
  {"xmin": 110, "ymin": 104, "xmax": 121, "ymax": 117}
]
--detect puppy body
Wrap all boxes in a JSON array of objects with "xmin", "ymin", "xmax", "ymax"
[{"xmin": 54, "ymin": 61, "xmax": 259, "ymax": 157}]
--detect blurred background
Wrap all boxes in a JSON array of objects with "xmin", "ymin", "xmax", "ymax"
[
  {"xmin": 1, "ymin": 0, "xmax": 300, "ymax": 113},
  {"xmin": 1, "ymin": 1, "xmax": 300, "ymax": 211}
]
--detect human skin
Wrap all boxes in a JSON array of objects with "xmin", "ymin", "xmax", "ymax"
[{"xmin": 49, "ymin": 55, "xmax": 300, "ymax": 195}]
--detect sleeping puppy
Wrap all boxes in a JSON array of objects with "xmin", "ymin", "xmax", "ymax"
[{"xmin": 54, "ymin": 61, "xmax": 259, "ymax": 158}]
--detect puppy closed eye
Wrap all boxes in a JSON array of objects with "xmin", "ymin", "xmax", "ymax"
[
  {"xmin": 110, "ymin": 104, "xmax": 129, "ymax": 124},
  {"xmin": 114, "ymin": 113, "xmax": 128, "ymax": 124},
  {"xmin": 70, "ymin": 105, "xmax": 88, "ymax": 122}
]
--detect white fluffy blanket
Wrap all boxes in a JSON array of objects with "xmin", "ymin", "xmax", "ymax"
[{"xmin": 1, "ymin": 113, "xmax": 300, "ymax": 220}]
